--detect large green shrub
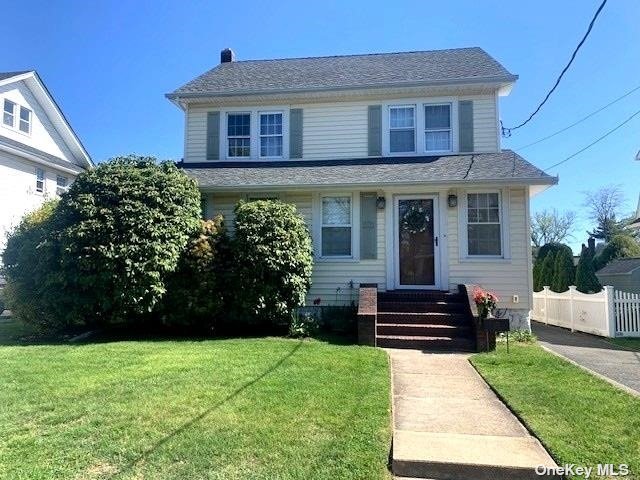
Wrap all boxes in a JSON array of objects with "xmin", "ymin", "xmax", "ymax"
[
  {"xmin": 533, "ymin": 243, "xmax": 573, "ymax": 291},
  {"xmin": 160, "ymin": 216, "xmax": 230, "ymax": 330},
  {"xmin": 538, "ymin": 251, "xmax": 557, "ymax": 291},
  {"xmin": 551, "ymin": 248, "xmax": 575, "ymax": 292},
  {"xmin": 593, "ymin": 234, "xmax": 640, "ymax": 271},
  {"xmin": 1, "ymin": 201, "xmax": 61, "ymax": 328},
  {"xmin": 575, "ymin": 248, "xmax": 602, "ymax": 293},
  {"xmin": 232, "ymin": 200, "xmax": 313, "ymax": 328}
]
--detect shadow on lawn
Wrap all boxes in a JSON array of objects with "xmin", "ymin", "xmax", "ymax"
[{"xmin": 110, "ymin": 339, "xmax": 304, "ymax": 478}]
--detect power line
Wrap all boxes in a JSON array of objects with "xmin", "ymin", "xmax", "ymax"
[
  {"xmin": 502, "ymin": 0, "xmax": 608, "ymax": 136},
  {"xmin": 514, "ymin": 84, "xmax": 640, "ymax": 151},
  {"xmin": 544, "ymin": 107, "xmax": 640, "ymax": 171}
]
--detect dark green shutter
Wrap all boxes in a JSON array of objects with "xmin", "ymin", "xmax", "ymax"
[
  {"xmin": 206, "ymin": 111, "xmax": 220, "ymax": 160},
  {"xmin": 289, "ymin": 108, "xmax": 303, "ymax": 158},
  {"xmin": 368, "ymin": 105, "xmax": 382, "ymax": 156},
  {"xmin": 458, "ymin": 100, "xmax": 474, "ymax": 153},
  {"xmin": 360, "ymin": 192, "xmax": 377, "ymax": 259}
]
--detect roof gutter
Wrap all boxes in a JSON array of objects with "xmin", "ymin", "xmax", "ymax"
[
  {"xmin": 166, "ymin": 74, "xmax": 518, "ymax": 101},
  {"xmin": 0, "ymin": 143, "xmax": 85, "ymax": 175}
]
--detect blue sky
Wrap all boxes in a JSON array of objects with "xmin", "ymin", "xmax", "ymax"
[{"xmin": 4, "ymin": 0, "xmax": 639, "ymax": 252}]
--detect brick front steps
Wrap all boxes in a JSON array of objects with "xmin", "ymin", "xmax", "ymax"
[{"xmin": 375, "ymin": 290, "xmax": 475, "ymax": 352}]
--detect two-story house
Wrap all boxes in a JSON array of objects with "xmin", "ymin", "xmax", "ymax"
[
  {"xmin": 0, "ymin": 71, "xmax": 92, "ymax": 255},
  {"xmin": 167, "ymin": 47, "xmax": 557, "ymax": 345}
]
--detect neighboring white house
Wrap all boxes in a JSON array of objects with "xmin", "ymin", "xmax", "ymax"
[
  {"xmin": 0, "ymin": 71, "xmax": 92, "ymax": 253},
  {"xmin": 166, "ymin": 47, "xmax": 558, "ymax": 331}
]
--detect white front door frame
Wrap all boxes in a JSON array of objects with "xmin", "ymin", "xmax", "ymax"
[{"xmin": 392, "ymin": 194, "xmax": 441, "ymax": 290}]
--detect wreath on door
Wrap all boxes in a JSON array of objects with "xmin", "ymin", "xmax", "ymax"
[{"xmin": 401, "ymin": 205, "xmax": 430, "ymax": 234}]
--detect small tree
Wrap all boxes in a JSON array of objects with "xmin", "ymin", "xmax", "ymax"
[
  {"xmin": 531, "ymin": 209, "xmax": 576, "ymax": 247},
  {"xmin": 575, "ymin": 248, "xmax": 601, "ymax": 293},
  {"xmin": 232, "ymin": 200, "xmax": 313, "ymax": 328},
  {"xmin": 160, "ymin": 216, "xmax": 230, "ymax": 329},
  {"xmin": 593, "ymin": 234, "xmax": 640, "ymax": 270},
  {"xmin": 551, "ymin": 248, "xmax": 575, "ymax": 292},
  {"xmin": 539, "ymin": 251, "xmax": 557, "ymax": 290},
  {"xmin": 584, "ymin": 185, "xmax": 627, "ymax": 242}
]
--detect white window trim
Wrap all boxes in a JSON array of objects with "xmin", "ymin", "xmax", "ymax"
[
  {"xmin": 423, "ymin": 102, "xmax": 453, "ymax": 154},
  {"xmin": 258, "ymin": 111, "xmax": 284, "ymax": 159},
  {"xmin": 220, "ymin": 107, "xmax": 290, "ymax": 161},
  {"xmin": 3, "ymin": 99, "xmax": 16, "ymax": 128},
  {"xmin": 35, "ymin": 167, "xmax": 45, "ymax": 195},
  {"xmin": 2, "ymin": 99, "xmax": 32, "ymax": 137},
  {"xmin": 19, "ymin": 106, "xmax": 32, "ymax": 135},
  {"xmin": 312, "ymin": 192, "xmax": 360, "ymax": 262},
  {"xmin": 226, "ymin": 111, "xmax": 252, "ymax": 159},
  {"xmin": 388, "ymin": 104, "xmax": 416, "ymax": 155},
  {"xmin": 458, "ymin": 188, "xmax": 510, "ymax": 261},
  {"xmin": 382, "ymin": 97, "xmax": 459, "ymax": 156}
]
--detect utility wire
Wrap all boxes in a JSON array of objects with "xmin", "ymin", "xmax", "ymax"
[
  {"xmin": 544, "ymin": 107, "xmax": 640, "ymax": 171},
  {"xmin": 514, "ymin": 84, "xmax": 640, "ymax": 151},
  {"xmin": 502, "ymin": 0, "xmax": 608, "ymax": 136}
]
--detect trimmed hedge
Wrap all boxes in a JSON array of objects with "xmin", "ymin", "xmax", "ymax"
[
  {"xmin": 533, "ymin": 243, "xmax": 573, "ymax": 292},
  {"xmin": 232, "ymin": 200, "xmax": 313, "ymax": 328},
  {"xmin": 551, "ymin": 248, "xmax": 575, "ymax": 293},
  {"xmin": 575, "ymin": 248, "xmax": 602, "ymax": 294}
]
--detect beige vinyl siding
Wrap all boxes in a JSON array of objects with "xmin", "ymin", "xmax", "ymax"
[
  {"xmin": 447, "ymin": 187, "xmax": 531, "ymax": 310},
  {"xmin": 206, "ymin": 191, "xmax": 386, "ymax": 306},
  {"xmin": 459, "ymin": 94, "xmax": 498, "ymax": 153},
  {"xmin": 295, "ymin": 102, "xmax": 369, "ymax": 160},
  {"xmin": 184, "ymin": 93, "xmax": 499, "ymax": 162}
]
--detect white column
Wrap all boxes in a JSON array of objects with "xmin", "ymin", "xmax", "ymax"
[
  {"xmin": 568, "ymin": 286, "xmax": 576, "ymax": 332},
  {"xmin": 543, "ymin": 286, "xmax": 550, "ymax": 325},
  {"xmin": 603, "ymin": 286, "xmax": 616, "ymax": 338}
]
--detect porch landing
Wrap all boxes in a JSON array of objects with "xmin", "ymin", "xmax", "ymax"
[{"xmin": 388, "ymin": 349, "xmax": 558, "ymax": 479}]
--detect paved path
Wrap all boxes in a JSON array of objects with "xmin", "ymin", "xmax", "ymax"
[
  {"xmin": 533, "ymin": 321, "xmax": 640, "ymax": 396},
  {"xmin": 388, "ymin": 349, "xmax": 557, "ymax": 480}
]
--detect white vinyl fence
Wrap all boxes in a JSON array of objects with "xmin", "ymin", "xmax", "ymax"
[{"xmin": 532, "ymin": 286, "xmax": 640, "ymax": 338}]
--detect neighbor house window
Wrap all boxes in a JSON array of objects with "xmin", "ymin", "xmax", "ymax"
[
  {"xmin": 35, "ymin": 168, "xmax": 45, "ymax": 193},
  {"xmin": 425, "ymin": 104, "xmax": 452, "ymax": 152},
  {"xmin": 227, "ymin": 112, "xmax": 251, "ymax": 157},
  {"xmin": 321, "ymin": 196, "xmax": 352, "ymax": 257},
  {"xmin": 389, "ymin": 105, "xmax": 415, "ymax": 153},
  {"xmin": 3, "ymin": 99, "xmax": 15, "ymax": 127},
  {"xmin": 19, "ymin": 106, "xmax": 31, "ymax": 134},
  {"xmin": 467, "ymin": 192, "xmax": 502, "ymax": 256},
  {"xmin": 259, "ymin": 112, "xmax": 283, "ymax": 157}
]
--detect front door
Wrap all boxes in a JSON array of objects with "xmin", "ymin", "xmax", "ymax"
[{"xmin": 394, "ymin": 195, "xmax": 439, "ymax": 289}]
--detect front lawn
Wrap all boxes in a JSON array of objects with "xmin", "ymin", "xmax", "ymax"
[
  {"xmin": 0, "ymin": 321, "xmax": 391, "ymax": 480},
  {"xmin": 471, "ymin": 343, "xmax": 640, "ymax": 479}
]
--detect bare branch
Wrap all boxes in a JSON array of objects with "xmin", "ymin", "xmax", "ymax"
[{"xmin": 531, "ymin": 209, "xmax": 577, "ymax": 247}]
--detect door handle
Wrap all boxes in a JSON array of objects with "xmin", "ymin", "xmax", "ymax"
[{"xmin": 435, "ymin": 236, "xmax": 438, "ymax": 246}]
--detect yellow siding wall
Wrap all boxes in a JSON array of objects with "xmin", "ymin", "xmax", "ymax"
[{"xmin": 447, "ymin": 188, "xmax": 531, "ymax": 310}]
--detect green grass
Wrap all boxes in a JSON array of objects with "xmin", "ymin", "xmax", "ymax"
[
  {"xmin": 608, "ymin": 337, "xmax": 640, "ymax": 351},
  {"xmin": 471, "ymin": 343, "xmax": 640, "ymax": 479},
  {"xmin": 0, "ymin": 320, "xmax": 391, "ymax": 480}
]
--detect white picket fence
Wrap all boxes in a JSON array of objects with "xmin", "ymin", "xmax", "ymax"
[{"xmin": 532, "ymin": 286, "xmax": 640, "ymax": 338}]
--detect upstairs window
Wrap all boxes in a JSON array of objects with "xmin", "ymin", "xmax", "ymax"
[
  {"xmin": 3, "ymin": 99, "xmax": 15, "ymax": 127},
  {"xmin": 56, "ymin": 175, "xmax": 68, "ymax": 195},
  {"xmin": 227, "ymin": 112, "xmax": 251, "ymax": 157},
  {"xmin": 19, "ymin": 106, "xmax": 31, "ymax": 134},
  {"xmin": 425, "ymin": 104, "xmax": 452, "ymax": 152},
  {"xmin": 389, "ymin": 105, "xmax": 415, "ymax": 153},
  {"xmin": 321, "ymin": 196, "xmax": 352, "ymax": 257},
  {"xmin": 35, "ymin": 168, "xmax": 45, "ymax": 193},
  {"xmin": 467, "ymin": 192, "xmax": 502, "ymax": 256},
  {"xmin": 259, "ymin": 112, "xmax": 283, "ymax": 158}
]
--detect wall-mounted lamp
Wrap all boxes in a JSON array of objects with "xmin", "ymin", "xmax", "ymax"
[
  {"xmin": 376, "ymin": 196, "xmax": 386, "ymax": 209},
  {"xmin": 447, "ymin": 194, "xmax": 458, "ymax": 208}
]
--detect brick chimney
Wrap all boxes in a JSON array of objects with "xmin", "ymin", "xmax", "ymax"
[
  {"xmin": 221, "ymin": 48, "xmax": 235, "ymax": 63},
  {"xmin": 588, "ymin": 237, "xmax": 596, "ymax": 255}
]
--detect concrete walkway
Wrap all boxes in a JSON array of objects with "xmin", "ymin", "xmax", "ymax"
[
  {"xmin": 388, "ymin": 349, "xmax": 558, "ymax": 480},
  {"xmin": 533, "ymin": 321, "xmax": 640, "ymax": 396}
]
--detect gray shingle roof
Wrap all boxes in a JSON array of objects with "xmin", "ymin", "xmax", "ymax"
[
  {"xmin": 181, "ymin": 150, "xmax": 555, "ymax": 190},
  {"xmin": 169, "ymin": 48, "xmax": 516, "ymax": 98},
  {"xmin": 597, "ymin": 258, "xmax": 640, "ymax": 275},
  {"xmin": 0, "ymin": 71, "xmax": 31, "ymax": 81},
  {"xmin": 0, "ymin": 134, "xmax": 86, "ymax": 173}
]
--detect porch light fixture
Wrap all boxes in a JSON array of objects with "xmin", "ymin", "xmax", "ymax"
[
  {"xmin": 447, "ymin": 194, "xmax": 458, "ymax": 208},
  {"xmin": 376, "ymin": 196, "xmax": 386, "ymax": 209}
]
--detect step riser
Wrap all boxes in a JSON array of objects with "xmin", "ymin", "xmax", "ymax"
[
  {"xmin": 377, "ymin": 337, "xmax": 474, "ymax": 350},
  {"xmin": 392, "ymin": 459, "xmax": 561, "ymax": 480},
  {"xmin": 377, "ymin": 325, "xmax": 471, "ymax": 337},
  {"xmin": 378, "ymin": 302, "xmax": 466, "ymax": 313},
  {"xmin": 378, "ymin": 293, "xmax": 464, "ymax": 303},
  {"xmin": 377, "ymin": 313, "xmax": 469, "ymax": 325}
]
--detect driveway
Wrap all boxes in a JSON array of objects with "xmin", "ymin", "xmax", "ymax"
[{"xmin": 532, "ymin": 321, "xmax": 640, "ymax": 395}]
